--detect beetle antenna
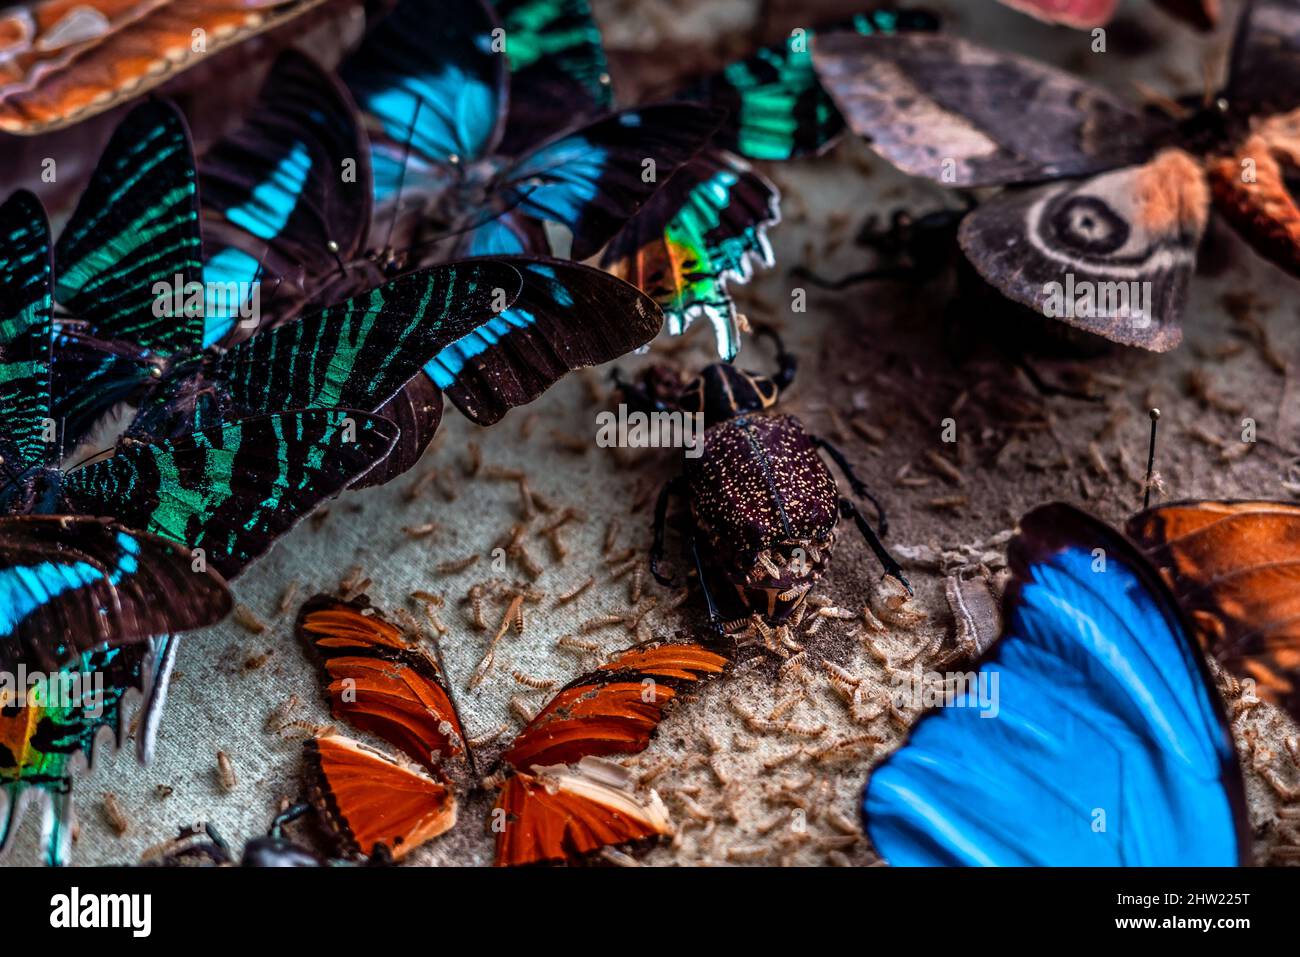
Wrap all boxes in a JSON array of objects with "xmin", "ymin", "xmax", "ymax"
[{"xmin": 1143, "ymin": 408, "xmax": 1161, "ymax": 510}]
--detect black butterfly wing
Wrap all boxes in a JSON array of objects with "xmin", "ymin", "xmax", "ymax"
[
  {"xmin": 495, "ymin": 104, "xmax": 723, "ymax": 260},
  {"xmin": 352, "ymin": 374, "xmax": 444, "ymax": 490},
  {"xmin": 956, "ymin": 149, "xmax": 1210, "ymax": 351},
  {"xmin": 0, "ymin": 516, "xmax": 231, "ymax": 673},
  {"xmin": 492, "ymin": 0, "xmax": 615, "ymax": 155},
  {"xmin": 601, "ymin": 148, "xmax": 780, "ymax": 360},
  {"xmin": 0, "ymin": 190, "xmax": 55, "ymax": 474},
  {"xmin": 811, "ymin": 32, "xmax": 1167, "ymax": 187},
  {"xmin": 1226, "ymin": 0, "xmax": 1300, "ymax": 119},
  {"xmin": 428, "ymin": 257, "xmax": 663, "ymax": 425},
  {"xmin": 205, "ymin": 261, "xmax": 523, "ymax": 422},
  {"xmin": 199, "ymin": 50, "xmax": 374, "ymax": 346},
  {"xmin": 60, "ymin": 410, "xmax": 398, "ymax": 579},
  {"xmin": 54, "ymin": 100, "xmax": 204, "ymax": 355}
]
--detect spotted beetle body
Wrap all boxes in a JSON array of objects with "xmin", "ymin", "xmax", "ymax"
[{"xmin": 619, "ymin": 328, "xmax": 906, "ymax": 656}]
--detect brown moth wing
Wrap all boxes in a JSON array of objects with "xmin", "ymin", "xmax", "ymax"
[
  {"xmin": 811, "ymin": 33, "xmax": 1165, "ymax": 188},
  {"xmin": 1226, "ymin": 0, "xmax": 1300, "ymax": 119},
  {"xmin": 956, "ymin": 149, "xmax": 1210, "ymax": 351}
]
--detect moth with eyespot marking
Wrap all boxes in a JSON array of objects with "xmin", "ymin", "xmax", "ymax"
[{"xmin": 811, "ymin": 0, "xmax": 1300, "ymax": 352}]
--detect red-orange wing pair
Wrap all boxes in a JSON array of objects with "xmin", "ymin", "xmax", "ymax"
[
  {"xmin": 493, "ymin": 643, "xmax": 728, "ymax": 866},
  {"xmin": 297, "ymin": 594, "xmax": 467, "ymax": 861},
  {"xmin": 0, "ymin": 0, "xmax": 331, "ymax": 134},
  {"xmin": 296, "ymin": 594, "xmax": 729, "ymax": 865},
  {"xmin": 1128, "ymin": 500, "xmax": 1300, "ymax": 721}
]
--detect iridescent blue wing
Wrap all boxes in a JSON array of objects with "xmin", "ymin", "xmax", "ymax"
[
  {"xmin": 679, "ymin": 9, "xmax": 940, "ymax": 161},
  {"xmin": 428, "ymin": 257, "xmax": 663, "ymax": 424},
  {"xmin": 0, "ymin": 516, "xmax": 230, "ymax": 674},
  {"xmin": 496, "ymin": 104, "xmax": 721, "ymax": 260},
  {"xmin": 490, "ymin": 0, "xmax": 614, "ymax": 154},
  {"xmin": 601, "ymin": 149, "xmax": 779, "ymax": 360},
  {"xmin": 863, "ymin": 504, "xmax": 1249, "ymax": 866},
  {"xmin": 0, "ymin": 190, "xmax": 55, "ymax": 474},
  {"xmin": 199, "ymin": 50, "xmax": 373, "ymax": 345},
  {"xmin": 342, "ymin": 0, "xmax": 507, "ymax": 208}
]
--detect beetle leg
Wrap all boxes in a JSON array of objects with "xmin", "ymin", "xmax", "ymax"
[
  {"xmin": 814, "ymin": 436, "xmax": 888, "ymax": 535},
  {"xmin": 650, "ymin": 476, "xmax": 687, "ymax": 586},
  {"xmin": 690, "ymin": 538, "xmax": 729, "ymax": 639},
  {"xmin": 269, "ymin": 802, "xmax": 312, "ymax": 838},
  {"xmin": 751, "ymin": 323, "xmax": 798, "ymax": 392},
  {"xmin": 839, "ymin": 498, "xmax": 911, "ymax": 595}
]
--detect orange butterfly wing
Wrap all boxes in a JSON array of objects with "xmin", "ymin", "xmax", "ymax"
[
  {"xmin": 1128, "ymin": 500, "xmax": 1300, "ymax": 718},
  {"xmin": 304, "ymin": 733, "xmax": 456, "ymax": 861},
  {"xmin": 297, "ymin": 595, "xmax": 468, "ymax": 779},
  {"xmin": 494, "ymin": 641, "xmax": 728, "ymax": 866}
]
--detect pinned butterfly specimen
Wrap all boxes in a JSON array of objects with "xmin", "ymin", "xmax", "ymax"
[
  {"xmin": 864, "ymin": 503, "xmax": 1249, "ymax": 866},
  {"xmin": 1128, "ymin": 500, "xmax": 1300, "ymax": 725},
  {"xmin": 811, "ymin": 0, "xmax": 1300, "ymax": 352},
  {"xmin": 0, "ymin": 0, "xmax": 337, "ymax": 134},
  {"xmin": 997, "ymin": 0, "xmax": 1219, "ymax": 31},
  {"xmin": 295, "ymin": 594, "xmax": 728, "ymax": 864},
  {"xmin": 602, "ymin": 9, "xmax": 939, "ymax": 359}
]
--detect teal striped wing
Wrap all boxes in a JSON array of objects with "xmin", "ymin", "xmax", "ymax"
[
  {"xmin": 60, "ymin": 411, "xmax": 397, "ymax": 579},
  {"xmin": 203, "ymin": 260, "xmax": 523, "ymax": 419},
  {"xmin": 0, "ymin": 190, "xmax": 54, "ymax": 472},
  {"xmin": 54, "ymin": 100, "xmax": 204, "ymax": 356}
]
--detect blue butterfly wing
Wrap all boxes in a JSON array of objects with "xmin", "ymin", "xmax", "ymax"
[
  {"xmin": 199, "ymin": 51, "xmax": 373, "ymax": 345},
  {"xmin": 426, "ymin": 257, "xmax": 662, "ymax": 424},
  {"xmin": 864, "ymin": 504, "xmax": 1248, "ymax": 866},
  {"xmin": 497, "ymin": 105, "xmax": 721, "ymax": 260},
  {"xmin": 342, "ymin": 0, "xmax": 506, "ymax": 185}
]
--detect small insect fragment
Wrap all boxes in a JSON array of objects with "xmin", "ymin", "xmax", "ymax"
[
  {"xmin": 216, "ymin": 750, "xmax": 237, "ymax": 792},
  {"xmin": 233, "ymin": 603, "xmax": 267, "ymax": 634},
  {"xmin": 103, "ymin": 793, "xmax": 130, "ymax": 836}
]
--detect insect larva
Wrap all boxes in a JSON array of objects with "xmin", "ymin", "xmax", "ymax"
[
  {"xmin": 602, "ymin": 519, "xmax": 621, "ymax": 556},
  {"xmin": 463, "ymin": 440, "xmax": 482, "ymax": 477},
  {"xmin": 515, "ymin": 543, "xmax": 543, "ymax": 579},
  {"xmin": 410, "ymin": 590, "xmax": 443, "ymax": 606},
  {"xmin": 511, "ymin": 671, "xmax": 555, "ymax": 690},
  {"xmin": 768, "ymin": 692, "xmax": 803, "ymax": 722},
  {"xmin": 518, "ymin": 478, "xmax": 536, "ymax": 519},
  {"xmin": 580, "ymin": 614, "xmax": 625, "ymax": 634},
  {"xmin": 405, "ymin": 469, "xmax": 439, "ymax": 501},
  {"xmin": 103, "ymin": 793, "xmax": 130, "ymax": 836},
  {"xmin": 216, "ymin": 750, "xmax": 237, "ymax": 792},
  {"xmin": 556, "ymin": 635, "xmax": 601, "ymax": 654},
  {"xmin": 637, "ymin": 756, "xmax": 673, "ymax": 784},
  {"xmin": 436, "ymin": 472, "xmax": 458, "ymax": 501},
  {"xmin": 726, "ymin": 844, "xmax": 769, "ymax": 863},
  {"xmin": 436, "ymin": 554, "xmax": 480, "ymax": 575},
  {"xmin": 608, "ymin": 556, "xmax": 638, "ymax": 580},
  {"xmin": 276, "ymin": 719, "xmax": 333, "ymax": 740},
  {"xmin": 761, "ymin": 746, "xmax": 805, "ymax": 771},
  {"xmin": 232, "ymin": 603, "xmax": 266, "ymax": 635},
  {"xmin": 264, "ymin": 694, "xmax": 301, "ymax": 733},
  {"xmin": 518, "ymin": 413, "xmax": 539, "ymax": 439},
  {"xmin": 468, "ymin": 723, "xmax": 510, "ymax": 748},
  {"xmin": 555, "ymin": 576, "xmax": 594, "ymax": 607},
  {"xmin": 850, "ymin": 417, "xmax": 885, "ymax": 445},
  {"xmin": 509, "ymin": 695, "xmax": 539, "ymax": 723},
  {"xmin": 402, "ymin": 521, "xmax": 439, "ymax": 538},
  {"xmin": 599, "ymin": 847, "xmax": 641, "ymax": 867},
  {"xmin": 550, "ymin": 430, "xmax": 588, "ymax": 454},
  {"xmin": 783, "ymin": 720, "xmax": 826, "ymax": 738},
  {"xmin": 483, "ymin": 465, "xmax": 525, "ymax": 482},
  {"xmin": 675, "ymin": 792, "xmax": 713, "ymax": 822},
  {"xmin": 275, "ymin": 581, "xmax": 301, "ymax": 617}
]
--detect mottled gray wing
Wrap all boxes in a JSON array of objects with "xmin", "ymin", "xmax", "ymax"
[
  {"xmin": 811, "ymin": 33, "xmax": 1166, "ymax": 187},
  {"xmin": 956, "ymin": 149, "xmax": 1210, "ymax": 352},
  {"xmin": 1226, "ymin": 0, "xmax": 1300, "ymax": 118}
]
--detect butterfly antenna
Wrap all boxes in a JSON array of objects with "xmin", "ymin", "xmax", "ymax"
[
  {"xmin": 327, "ymin": 239, "xmax": 347, "ymax": 278},
  {"xmin": 399, "ymin": 183, "xmax": 542, "ymax": 261},
  {"xmin": 424, "ymin": 627, "xmax": 480, "ymax": 781},
  {"xmin": 383, "ymin": 94, "xmax": 424, "ymax": 262},
  {"xmin": 1132, "ymin": 81, "xmax": 1189, "ymax": 120},
  {"xmin": 1143, "ymin": 408, "xmax": 1161, "ymax": 510}
]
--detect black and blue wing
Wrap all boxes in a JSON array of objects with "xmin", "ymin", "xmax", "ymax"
[
  {"xmin": 496, "ymin": 104, "xmax": 722, "ymax": 260},
  {"xmin": 60, "ymin": 410, "xmax": 398, "ymax": 579},
  {"xmin": 427, "ymin": 257, "xmax": 663, "ymax": 424},
  {"xmin": 199, "ymin": 50, "xmax": 374, "ymax": 345},
  {"xmin": 863, "ymin": 504, "xmax": 1249, "ymax": 866},
  {"xmin": 0, "ymin": 516, "xmax": 230, "ymax": 673}
]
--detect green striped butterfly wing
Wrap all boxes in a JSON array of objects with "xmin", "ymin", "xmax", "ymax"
[
  {"xmin": 0, "ymin": 190, "xmax": 55, "ymax": 473},
  {"xmin": 493, "ymin": 0, "xmax": 615, "ymax": 153},
  {"xmin": 54, "ymin": 100, "xmax": 204, "ymax": 353},
  {"xmin": 60, "ymin": 410, "xmax": 397, "ymax": 579},
  {"xmin": 203, "ymin": 261, "xmax": 523, "ymax": 420},
  {"xmin": 679, "ymin": 9, "xmax": 941, "ymax": 161}
]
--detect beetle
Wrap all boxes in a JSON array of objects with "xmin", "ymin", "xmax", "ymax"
[{"xmin": 614, "ymin": 327, "xmax": 909, "ymax": 656}]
